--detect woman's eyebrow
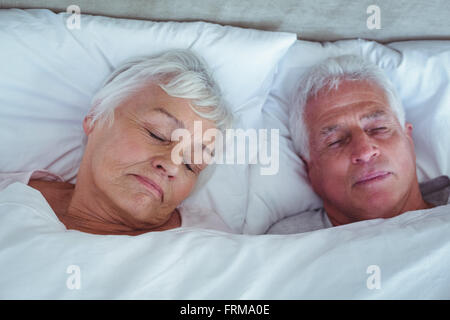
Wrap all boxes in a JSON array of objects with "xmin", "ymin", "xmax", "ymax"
[
  {"xmin": 153, "ymin": 107, "xmax": 185, "ymax": 129},
  {"xmin": 203, "ymin": 144, "xmax": 215, "ymax": 157}
]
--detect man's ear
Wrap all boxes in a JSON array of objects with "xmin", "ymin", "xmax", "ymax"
[
  {"xmin": 83, "ymin": 116, "xmax": 94, "ymax": 135},
  {"xmin": 299, "ymin": 154, "xmax": 310, "ymax": 174},
  {"xmin": 404, "ymin": 121, "xmax": 416, "ymax": 151}
]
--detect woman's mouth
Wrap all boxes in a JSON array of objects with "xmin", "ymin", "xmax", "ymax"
[{"xmin": 133, "ymin": 174, "xmax": 164, "ymax": 201}]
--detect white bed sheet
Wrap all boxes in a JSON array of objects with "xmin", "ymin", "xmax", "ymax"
[{"xmin": 0, "ymin": 182, "xmax": 449, "ymax": 299}]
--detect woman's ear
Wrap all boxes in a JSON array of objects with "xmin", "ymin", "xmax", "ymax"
[
  {"xmin": 83, "ymin": 116, "xmax": 94, "ymax": 135},
  {"xmin": 405, "ymin": 121, "xmax": 413, "ymax": 138}
]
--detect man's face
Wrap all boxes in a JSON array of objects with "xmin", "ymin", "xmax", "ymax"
[
  {"xmin": 304, "ymin": 80, "xmax": 418, "ymax": 224},
  {"xmin": 82, "ymin": 83, "xmax": 216, "ymax": 228}
]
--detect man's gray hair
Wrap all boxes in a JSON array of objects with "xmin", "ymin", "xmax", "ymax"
[
  {"xmin": 88, "ymin": 49, "xmax": 233, "ymax": 132},
  {"xmin": 289, "ymin": 54, "xmax": 405, "ymax": 161}
]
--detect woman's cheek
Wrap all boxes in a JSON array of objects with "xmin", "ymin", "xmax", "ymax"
[{"xmin": 172, "ymin": 177, "xmax": 196, "ymax": 203}]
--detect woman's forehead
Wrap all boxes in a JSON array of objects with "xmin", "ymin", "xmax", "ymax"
[{"xmin": 119, "ymin": 83, "xmax": 216, "ymax": 132}]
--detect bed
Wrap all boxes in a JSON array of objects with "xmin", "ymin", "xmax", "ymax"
[{"xmin": 0, "ymin": 1, "xmax": 449, "ymax": 299}]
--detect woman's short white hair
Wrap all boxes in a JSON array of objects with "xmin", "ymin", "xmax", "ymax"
[
  {"xmin": 289, "ymin": 54, "xmax": 405, "ymax": 161},
  {"xmin": 88, "ymin": 49, "xmax": 232, "ymax": 133}
]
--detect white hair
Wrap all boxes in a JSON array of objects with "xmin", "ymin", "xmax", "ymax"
[
  {"xmin": 289, "ymin": 54, "xmax": 405, "ymax": 161},
  {"xmin": 88, "ymin": 49, "xmax": 232, "ymax": 132}
]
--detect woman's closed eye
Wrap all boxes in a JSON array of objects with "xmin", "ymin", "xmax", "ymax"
[
  {"xmin": 145, "ymin": 128, "xmax": 203, "ymax": 174},
  {"xmin": 184, "ymin": 158, "xmax": 205, "ymax": 174},
  {"xmin": 146, "ymin": 129, "xmax": 167, "ymax": 142},
  {"xmin": 368, "ymin": 126, "xmax": 389, "ymax": 135},
  {"xmin": 183, "ymin": 155, "xmax": 204, "ymax": 174},
  {"xmin": 184, "ymin": 162, "xmax": 195, "ymax": 173}
]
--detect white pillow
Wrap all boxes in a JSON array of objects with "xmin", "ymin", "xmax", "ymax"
[
  {"xmin": 0, "ymin": 9, "xmax": 296, "ymax": 233},
  {"xmin": 249, "ymin": 39, "xmax": 450, "ymax": 234}
]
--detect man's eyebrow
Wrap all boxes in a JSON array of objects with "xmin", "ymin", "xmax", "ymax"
[
  {"xmin": 360, "ymin": 110, "xmax": 387, "ymax": 121},
  {"xmin": 318, "ymin": 110, "xmax": 389, "ymax": 138},
  {"xmin": 153, "ymin": 107, "xmax": 185, "ymax": 129},
  {"xmin": 320, "ymin": 124, "xmax": 340, "ymax": 136}
]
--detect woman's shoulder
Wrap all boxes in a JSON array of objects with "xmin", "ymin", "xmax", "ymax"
[{"xmin": 0, "ymin": 169, "xmax": 65, "ymax": 192}]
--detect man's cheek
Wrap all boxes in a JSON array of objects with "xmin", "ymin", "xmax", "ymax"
[
  {"xmin": 306, "ymin": 164, "xmax": 322, "ymax": 195},
  {"xmin": 393, "ymin": 141, "xmax": 416, "ymax": 177},
  {"xmin": 309, "ymin": 165, "xmax": 336, "ymax": 198}
]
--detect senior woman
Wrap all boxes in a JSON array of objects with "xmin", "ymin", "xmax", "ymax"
[{"xmin": 0, "ymin": 50, "xmax": 233, "ymax": 235}]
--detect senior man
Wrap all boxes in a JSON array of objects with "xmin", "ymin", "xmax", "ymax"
[
  {"xmin": 268, "ymin": 55, "xmax": 449, "ymax": 234},
  {"xmin": 0, "ymin": 49, "xmax": 232, "ymax": 235}
]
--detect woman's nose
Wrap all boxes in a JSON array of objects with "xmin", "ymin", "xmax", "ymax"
[{"xmin": 151, "ymin": 153, "xmax": 180, "ymax": 179}]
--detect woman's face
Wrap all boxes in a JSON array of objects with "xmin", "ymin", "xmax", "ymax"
[{"xmin": 81, "ymin": 83, "xmax": 216, "ymax": 228}]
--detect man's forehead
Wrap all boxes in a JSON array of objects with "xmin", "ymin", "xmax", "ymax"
[
  {"xmin": 309, "ymin": 80, "xmax": 388, "ymax": 107},
  {"xmin": 318, "ymin": 108, "xmax": 390, "ymax": 136},
  {"xmin": 307, "ymin": 81, "xmax": 390, "ymax": 119},
  {"xmin": 308, "ymin": 99, "xmax": 392, "ymax": 126}
]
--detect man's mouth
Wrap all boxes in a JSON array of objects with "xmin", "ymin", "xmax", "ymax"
[
  {"xmin": 354, "ymin": 171, "xmax": 392, "ymax": 187},
  {"xmin": 133, "ymin": 174, "xmax": 164, "ymax": 201}
]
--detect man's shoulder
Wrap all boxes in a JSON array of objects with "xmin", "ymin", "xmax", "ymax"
[
  {"xmin": 266, "ymin": 208, "xmax": 331, "ymax": 234},
  {"xmin": 420, "ymin": 175, "xmax": 450, "ymax": 206}
]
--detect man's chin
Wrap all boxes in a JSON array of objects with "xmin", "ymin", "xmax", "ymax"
[
  {"xmin": 352, "ymin": 180, "xmax": 399, "ymax": 207},
  {"xmin": 353, "ymin": 198, "xmax": 402, "ymax": 221}
]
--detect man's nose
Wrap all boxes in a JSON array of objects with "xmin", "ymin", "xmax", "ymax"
[
  {"xmin": 351, "ymin": 133, "xmax": 380, "ymax": 164},
  {"xmin": 151, "ymin": 153, "xmax": 180, "ymax": 179}
]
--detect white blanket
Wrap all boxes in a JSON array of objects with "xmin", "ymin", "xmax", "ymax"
[{"xmin": 0, "ymin": 182, "xmax": 449, "ymax": 299}]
